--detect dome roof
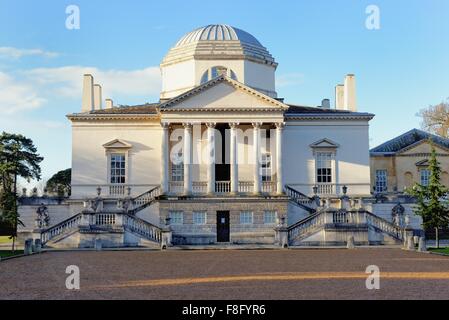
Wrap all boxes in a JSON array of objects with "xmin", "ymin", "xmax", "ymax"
[
  {"xmin": 162, "ymin": 24, "xmax": 276, "ymax": 67},
  {"xmin": 175, "ymin": 24, "xmax": 263, "ymax": 48}
]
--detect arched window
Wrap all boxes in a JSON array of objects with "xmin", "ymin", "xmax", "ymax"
[
  {"xmin": 200, "ymin": 66, "xmax": 238, "ymax": 84},
  {"xmin": 404, "ymin": 172, "xmax": 413, "ymax": 189}
]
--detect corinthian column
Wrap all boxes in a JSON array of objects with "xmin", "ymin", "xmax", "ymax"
[
  {"xmin": 161, "ymin": 122, "xmax": 170, "ymax": 194},
  {"xmin": 276, "ymin": 122, "xmax": 285, "ymax": 194},
  {"xmin": 206, "ymin": 123, "xmax": 216, "ymax": 194},
  {"xmin": 252, "ymin": 122, "xmax": 262, "ymax": 194},
  {"xmin": 183, "ymin": 123, "xmax": 193, "ymax": 195},
  {"xmin": 229, "ymin": 122, "xmax": 239, "ymax": 194}
]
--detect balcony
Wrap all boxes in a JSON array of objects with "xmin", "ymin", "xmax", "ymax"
[{"xmin": 169, "ymin": 180, "xmax": 277, "ymax": 195}]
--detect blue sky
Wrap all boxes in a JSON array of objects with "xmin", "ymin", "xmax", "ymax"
[{"xmin": 0, "ymin": 0, "xmax": 448, "ymax": 184}]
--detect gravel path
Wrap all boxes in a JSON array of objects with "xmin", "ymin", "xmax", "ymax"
[{"xmin": 1, "ymin": 248, "xmax": 449, "ymax": 300}]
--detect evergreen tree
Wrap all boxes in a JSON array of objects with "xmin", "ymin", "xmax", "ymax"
[
  {"xmin": 0, "ymin": 132, "xmax": 43, "ymax": 251},
  {"xmin": 407, "ymin": 143, "xmax": 449, "ymax": 248}
]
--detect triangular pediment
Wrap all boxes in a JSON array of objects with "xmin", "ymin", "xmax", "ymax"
[
  {"xmin": 160, "ymin": 76, "xmax": 288, "ymax": 112},
  {"xmin": 310, "ymin": 138, "xmax": 340, "ymax": 149},
  {"xmin": 397, "ymin": 139, "xmax": 449, "ymax": 155},
  {"xmin": 415, "ymin": 159, "xmax": 429, "ymax": 167},
  {"xmin": 102, "ymin": 139, "xmax": 132, "ymax": 149}
]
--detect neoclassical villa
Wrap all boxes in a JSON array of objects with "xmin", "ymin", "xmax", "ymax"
[{"xmin": 18, "ymin": 24, "xmax": 422, "ymax": 248}]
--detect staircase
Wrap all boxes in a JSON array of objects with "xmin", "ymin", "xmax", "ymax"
[
  {"xmin": 285, "ymin": 185, "xmax": 317, "ymax": 213},
  {"xmin": 41, "ymin": 186, "xmax": 162, "ymax": 247},
  {"xmin": 287, "ymin": 208, "xmax": 404, "ymax": 246},
  {"xmin": 127, "ymin": 186, "xmax": 161, "ymax": 215}
]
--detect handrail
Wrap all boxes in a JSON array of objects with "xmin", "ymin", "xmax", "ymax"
[
  {"xmin": 365, "ymin": 211, "xmax": 404, "ymax": 240},
  {"xmin": 128, "ymin": 186, "xmax": 161, "ymax": 215},
  {"xmin": 123, "ymin": 214, "xmax": 162, "ymax": 243},
  {"xmin": 41, "ymin": 213, "xmax": 83, "ymax": 244},
  {"xmin": 285, "ymin": 185, "xmax": 316, "ymax": 213},
  {"xmin": 287, "ymin": 211, "xmax": 326, "ymax": 242}
]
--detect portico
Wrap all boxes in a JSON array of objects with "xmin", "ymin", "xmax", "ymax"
[{"xmin": 160, "ymin": 120, "xmax": 285, "ymax": 196}]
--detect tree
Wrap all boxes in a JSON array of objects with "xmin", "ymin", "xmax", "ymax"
[
  {"xmin": 46, "ymin": 168, "xmax": 71, "ymax": 197},
  {"xmin": 0, "ymin": 132, "xmax": 43, "ymax": 251},
  {"xmin": 418, "ymin": 99, "xmax": 449, "ymax": 138},
  {"xmin": 406, "ymin": 144, "xmax": 449, "ymax": 248}
]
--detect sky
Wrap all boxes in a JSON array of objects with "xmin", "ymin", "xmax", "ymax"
[{"xmin": 0, "ymin": 0, "xmax": 448, "ymax": 185}]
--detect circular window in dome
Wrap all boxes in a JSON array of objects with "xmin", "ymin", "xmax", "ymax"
[{"xmin": 200, "ymin": 66, "xmax": 238, "ymax": 84}]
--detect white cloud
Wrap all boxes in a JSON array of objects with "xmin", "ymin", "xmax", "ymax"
[
  {"xmin": 0, "ymin": 65, "xmax": 161, "ymax": 114},
  {"xmin": 24, "ymin": 66, "xmax": 161, "ymax": 99},
  {"xmin": 276, "ymin": 73, "xmax": 304, "ymax": 87},
  {"xmin": 0, "ymin": 47, "xmax": 59, "ymax": 59},
  {"xmin": 0, "ymin": 72, "xmax": 46, "ymax": 114}
]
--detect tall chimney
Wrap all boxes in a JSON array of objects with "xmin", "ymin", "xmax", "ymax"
[
  {"xmin": 335, "ymin": 84, "xmax": 345, "ymax": 110},
  {"xmin": 93, "ymin": 84, "xmax": 102, "ymax": 110},
  {"xmin": 81, "ymin": 74, "xmax": 94, "ymax": 112},
  {"xmin": 105, "ymin": 99, "xmax": 113, "ymax": 109},
  {"xmin": 344, "ymin": 74, "xmax": 357, "ymax": 111}
]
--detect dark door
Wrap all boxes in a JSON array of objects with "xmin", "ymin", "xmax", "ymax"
[
  {"xmin": 215, "ymin": 124, "xmax": 230, "ymax": 182},
  {"xmin": 216, "ymin": 211, "xmax": 230, "ymax": 242}
]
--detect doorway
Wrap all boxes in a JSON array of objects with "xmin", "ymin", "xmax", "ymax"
[
  {"xmin": 215, "ymin": 124, "xmax": 230, "ymax": 182},
  {"xmin": 216, "ymin": 211, "xmax": 230, "ymax": 242}
]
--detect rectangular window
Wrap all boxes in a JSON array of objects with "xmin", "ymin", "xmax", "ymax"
[
  {"xmin": 169, "ymin": 211, "xmax": 183, "ymax": 225},
  {"xmin": 193, "ymin": 211, "xmax": 207, "ymax": 225},
  {"xmin": 421, "ymin": 169, "xmax": 430, "ymax": 186},
  {"xmin": 261, "ymin": 153, "xmax": 272, "ymax": 182},
  {"xmin": 375, "ymin": 170, "xmax": 388, "ymax": 192},
  {"xmin": 316, "ymin": 152, "xmax": 333, "ymax": 183},
  {"xmin": 264, "ymin": 211, "xmax": 277, "ymax": 224},
  {"xmin": 240, "ymin": 211, "xmax": 253, "ymax": 225},
  {"xmin": 110, "ymin": 153, "xmax": 126, "ymax": 184},
  {"xmin": 171, "ymin": 151, "xmax": 184, "ymax": 182}
]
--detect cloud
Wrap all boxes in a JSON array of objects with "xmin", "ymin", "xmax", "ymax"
[
  {"xmin": 276, "ymin": 73, "xmax": 304, "ymax": 87},
  {"xmin": 24, "ymin": 66, "xmax": 161, "ymax": 99},
  {"xmin": 0, "ymin": 72, "xmax": 46, "ymax": 114},
  {"xmin": 0, "ymin": 65, "xmax": 161, "ymax": 114},
  {"xmin": 0, "ymin": 47, "xmax": 59, "ymax": 59}
]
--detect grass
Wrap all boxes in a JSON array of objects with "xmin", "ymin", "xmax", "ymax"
[
  {"xmin": 0, "ymin": 250, "xmax": 24, "ymax": 258},
  {"xmin": 0, "ymin": 236, "xmax": 12, "ymax": 244},
  {"xmin": 428, "ymin": 247, "xmax": 449, "ymax": 255}
]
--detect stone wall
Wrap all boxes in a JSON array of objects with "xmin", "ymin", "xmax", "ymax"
[{"xmin": 159, "ymin": 197, "xmax": 289, "ymax": 245}]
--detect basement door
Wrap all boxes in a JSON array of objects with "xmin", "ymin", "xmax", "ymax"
[{"xmin": 216, "ymin": 211, "xmax": 230, "ymax": 243}]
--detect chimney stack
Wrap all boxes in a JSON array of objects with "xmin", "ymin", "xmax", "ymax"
[
  {"xmin": 105, "ymin": 99, "xmax": 113, "ymax": 109},
  {"xmin": 93, "ymin": 84, "xmax": 102, "ymax": 110},
  {"xmin": 81, "ymin": 74, "xmax": 94, "ymax": 112},
  {"xmin": 335, "ymin": 84, "xmax": 345, "ymax": 110},
  {"xmin": 344, "ymin": 74, "xmax": 357, "ymax": 112},
  {"xmin": 321, "ymin": 99, "xmax": 330, "ymax": 109}
]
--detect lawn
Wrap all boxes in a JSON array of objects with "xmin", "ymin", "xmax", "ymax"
[
  {"xmin": 429, "ymin": 247, "xmax": 449, "ymax": 255},
  {"xmin": 0, "ymin": 250, "xmax": 24, "ymax": 258}
]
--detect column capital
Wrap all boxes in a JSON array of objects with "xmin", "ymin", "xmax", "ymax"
[
  {"xmin": 205, "ymin": 122, "xmax": 216, "ymax": 129},
  {"xmin": 161, "ymin": 122, "xmax": 170, "ymax": 129},
  {"xmin": 275, "ymin": 122, "xmax": 286, "ymax": 129},
  {"xmin": 252, "ymin": 122, "xmax": 263, "ymax": 129},
  {"xmin": 229, "ymin": 122, "xmax": 240, "ymax": 129},
  {"xmin": 182, "ymin": 122, "xmax": 193, "ymax": 129}
]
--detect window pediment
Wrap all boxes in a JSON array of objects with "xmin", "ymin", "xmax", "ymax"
[
  {"xmin": 415, "ymin": 159, "xmax": 429, "ymax": 167},
  {"xmin": 310, "ymin": 138, "xmax": 340, "ymax": 149},
  {"xmin": 102, "ymin": 139, "xmax": 132, "ymax": 150}
]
